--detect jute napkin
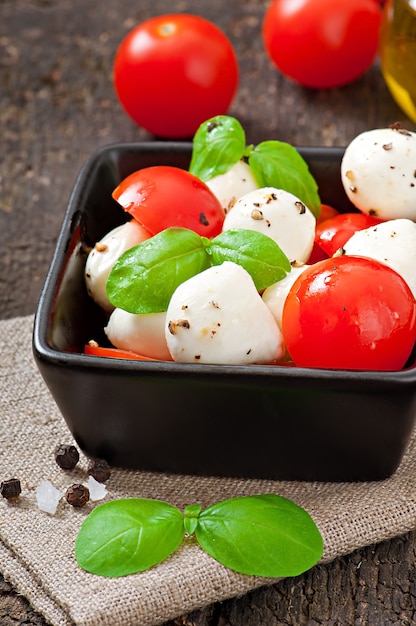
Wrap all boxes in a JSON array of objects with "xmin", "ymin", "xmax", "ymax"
[{"xmin": 0, "ymin": 315, "xmax": 415, "ymax": 626}]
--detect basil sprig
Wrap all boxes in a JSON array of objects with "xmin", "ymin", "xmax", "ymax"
[
  {"xmin": 189, "ymin": 115, "xmax": 321, "ymax": 217},
  {"xmin": 189, "ymin": 115, "xmax": 248, "ymax": 181},
  {"xmin": 75, "ymin": 494, "xmax": 323, "ymax": 578},
  {"xmin": 106, "ymin": 228, "xmax": 210, "ymax": 314},
  {"xmin": 106, "ymin": 227, "xmax": 291, "ymax": 314}
]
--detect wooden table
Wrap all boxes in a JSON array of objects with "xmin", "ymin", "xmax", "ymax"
[{"xmin": 1, "ymin": 1, "xmax": 415, "ymax": 624}]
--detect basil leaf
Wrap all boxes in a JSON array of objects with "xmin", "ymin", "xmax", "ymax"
[
  {"xmin": 75, "ymin": 498, "xmax": 184, "ymax": 577},
  {"xmin": 248, "ymin": 141, "xmax": 321, "ymax": 217},
  {"xmin": 106, "ymin": 228, "xmax": 210, "ymax": 314},
  {"xmin": 189, "ymin": 115, "xmax": 246, "ymax": 181},
  {"xmin": 195, "ymin": 494, "xmax": 323, "ymax": 578},
  {"xmin": 184, "ymin": 503, "xmax": 202, "ymax": 535},
  {"xmin": 210, "ymin": 229, "xmax": 291, "ymax": 291}
]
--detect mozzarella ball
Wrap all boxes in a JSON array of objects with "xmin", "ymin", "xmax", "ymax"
[
  {"xmin": 222, "ymin": 187, "xmax": 316, "ymax": 264},
  {"xmin": 165, "ymin": 261, "xmax": 284, "ymax": 365},
  {"xmin": 205, "ymin": 160, "xmax": 260, "ymax": 213},
  {"xmin": 341, "ymin": 126, "xmax": 416, "ymax": 220},
  {"xmin": 342, "ymin": 218, "xmax": 416, "ymax": 298},
  {"xmin": 105, "ymin": 307, "xmax": 172, "ymax": 360},
  {"xmin": 262, "ymin": 265, "xmax": 310, "ymax": 330},
  {"xmin": 85, "ymin": 220, "xmax": 150, "ymax": 312}
]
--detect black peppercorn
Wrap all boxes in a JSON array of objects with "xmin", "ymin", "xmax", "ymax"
[
  {"xmin": 54, "ymin": 444, "xmax": 80, "ymax": 470},
  {"xmin": 0, "ymin": 478, "xmax": 21, "ymax": 501},
  {"xmin": 87, "ymin": 458, "xmax": 111, "ymax": 483},
  {"xmin": 65, "ymin": 484, "xmax": 90, "ymax": 507}
]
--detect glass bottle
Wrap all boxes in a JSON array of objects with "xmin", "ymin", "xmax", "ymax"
[{"xmin": 379, "ymin": 0, "xmax": 416, "ymax": 122}]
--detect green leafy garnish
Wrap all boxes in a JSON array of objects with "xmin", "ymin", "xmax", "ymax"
[
  {"xmin": 106, "ymin": 227, "xmax": 290, "ymax": 314},
  {"xmin": 249, "ymin": 141, "xmax": 321, "ymax": 217},
  {"xmin": 189, "ymin": 115, "xmax": 321, "ymax": 217},
  {"xmin": 189, "ymin": 115, "xmax": 247, "ymax": 181},
  {"xmin": 195, "ymin": 494, "xmax": 323, "ymax": 578},
  {"xmin": 106, "ymin": 228, "xmax": 210, "ymax": 314},
  {"xmin": 209, "ymin": 229, "xmax": 291, "ymax": 291},
  {"xmin": 75, "ymin": 498, "xmax": 185, "ymax": 577},
  {"xmin": 75, "ymin": 494, "xmax": 323, "ymax": 579}
]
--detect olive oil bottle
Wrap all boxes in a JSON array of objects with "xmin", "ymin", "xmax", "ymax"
[{"xmin": 380, "ymin": 0, "xmax": 416, "ymax": 122}]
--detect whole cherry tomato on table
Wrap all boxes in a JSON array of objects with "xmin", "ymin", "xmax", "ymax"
[
  {"xmin": 282, "ymin": 256, "xmax": 416, "ymax": 371},
  {"xmin": 262, "ymin": 0, "xmax": 382, "ymax": 89},
  {"xmin": 113, "ymin": 14, "xmax": 239, "ymax": 138},
  {"xmin": 112, "ymin": 165, "xmax": 226, "ymax": 238}
]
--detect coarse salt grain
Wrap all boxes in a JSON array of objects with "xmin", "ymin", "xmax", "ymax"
[
  {"xmin": 83, "ymin": 475, "xmax": 107, "ymax": 501},
  {"xmin": 36, "ymin": 480, "xmax": 63, "ymax": 515}
]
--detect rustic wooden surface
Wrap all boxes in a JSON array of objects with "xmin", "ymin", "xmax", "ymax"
[{"xmin": 1, "ymin": 1, "xmax": 416, "ymax": 624}]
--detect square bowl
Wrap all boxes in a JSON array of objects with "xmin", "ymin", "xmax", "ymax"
[{"xmin": 33, "ymin": 142, "xmax": 416, "ymax": 482}]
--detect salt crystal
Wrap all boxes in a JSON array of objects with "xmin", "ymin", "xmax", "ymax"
[
  {"xmin": 36, "ymin": 480, "xmax": 63, "ymax": 515},
  {"xmin": 83, "ymin": 475, "xmax": 107, "ymax": 501}
]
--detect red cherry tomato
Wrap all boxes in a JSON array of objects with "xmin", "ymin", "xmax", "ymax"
[
  {"xmin": 113, "ymin": 14, "xmax": 239, "ymax": 138},
  {"xmin": 315, "ymin": 212, "xmax": 384, "ymax": 257},
  {"xmin": 262, "ymin": 0, "xmax": 382, "ymax": 89},
  {"xmin": 282, "ymin": 256, "xmax": 416, "ymax": 371},
  {"xmin": 84, "ymin": 344, "xmax": 158, "ymax": 361},
  {"xmin": 307, "ymin": 204, "xmax": 341, "ymax": 262},
  {"xmin": 307, "ymin": 243, "xmax": 329, "ymax": 265},
  {"xmin": 317, "ymin": 204, "xmax": 340, "ymax": 225},
  {"xmin": 112, "ymin": 165, "xmax": 225, "ymax": 238}
]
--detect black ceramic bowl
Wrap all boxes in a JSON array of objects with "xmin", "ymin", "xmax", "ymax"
[{"xmin": 33, "ymin": 143, "xmax": 416, "ymax": 482}]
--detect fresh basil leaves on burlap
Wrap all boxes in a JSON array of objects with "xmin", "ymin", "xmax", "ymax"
[{"xmin": 75, "ymin": 494, "xmax": 323, "ymax": 578}]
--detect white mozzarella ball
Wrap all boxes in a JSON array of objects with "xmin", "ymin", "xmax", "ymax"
[
  {"xmin": 222, "ymin": 187, "xmax": 316, "ymax": 265},
  {"xmin": 105, "ymin": 308, "xmax": 172, "ymax": 360},
  {"xmin": 341, "ymin": 126, "xmax": 416, "ymax": 220},
  {"xmin": 165, "ymin": 261, "xmax": 284, "ymax": 365},
  {"xmin": 262, "ymin": 265, "xmax": 310, "ymax": 330},
  {"xmin": 205, "ymin": 160, "xmax": 260, "ymax": 213},
  {"xmin": 342, "ymin": 218, "xmax": 416, "ymax": 298},
  {"xmin": 85, "ymin": 220, "xmax": 150, "ymax": 312}
]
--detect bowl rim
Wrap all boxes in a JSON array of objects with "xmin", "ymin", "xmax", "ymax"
[{"xmin": 32, "ymin": 141, "xmax": 416, "ymax": 387}]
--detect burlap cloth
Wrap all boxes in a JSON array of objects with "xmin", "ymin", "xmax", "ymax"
[{"xmin": 1, "ymin": 315, "xmax": 416, "ymax": 626}]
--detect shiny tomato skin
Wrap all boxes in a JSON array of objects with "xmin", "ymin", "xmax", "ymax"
[
  {"xmin": 317, "ymin": 204, "xmax": 340, "ymax": 225},
  {"xmin": 262, "ymin": 0, "xmax": 382, "ymax": 89},
  {"xmin": 315, "ymin": 212, "xmax": 384, "ymax": 257},
  {"xmin": 282, "ymin": 256, "xmax": 416, "ymax": 371},
  {"xmin": 113, "ymin": 14, "xmax": 239, "ymax": 138},
  {"xmin": 307, "ymin": 204, "xmax": 341, "ymax": 262},
  {"xmin": 307, "ymin": 242, "xmax": 329, "ymax": 265},
  {"xmin": 112, "ymin": 165, "xmax": 225, "ymax": 237},
  {"xmin": 84, "ymin": 344, "xmax": 158, "ymax": 361}
]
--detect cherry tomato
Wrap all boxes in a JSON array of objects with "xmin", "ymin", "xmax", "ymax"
[
  {"xmin": 307, "ymin": 242, "xmax": 329, "ymax": 265},
  {"xmin": 113, "ymin": 14, "xmax": 239, "ymax": 138},
  {"xmin": 282, "ymin": 256, "xmax": 416, "ymax": 371},
  {"xmin": 84, "ymin": 344, "xmax": 158, "ymax": 361},
  {"xmin": 315, "ymin": 212, "xmax": 384, "ymax": 257},
  {"xmin": 112, "ymin": 165, "xmax": 225, "ymax": 238},
  {"xmin": 307, "ymin": 204, "xmax": 341, "ymax": 262},
  {"xmin": 262, "ymin": 0, "xmax": 382, "ymax": 89},
  {"xmin": 317, "ymin": 204, "xmax": 340, "ymax": 225}
]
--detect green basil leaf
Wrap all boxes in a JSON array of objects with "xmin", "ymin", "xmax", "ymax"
[
  {"xmin": 183, "ymin": 503, "xmax": 202, "ymax": 535},
  {"xmin": 248, "ymin": 141, "xmax": 321, "ymax": 217},
  {"xmin": 106, "ymin": 227, "xmax": 210, "ymax": 314},
  {"xmin": 209, "ymin": 229, "xmax": 291, "ymax": 291},
  {"xmin": 195, "ymin": 494, "xmax": 323, "ymax": 578},
  {"xmin": 75, "ymin": 498, "xmax": 184, "ymax": 577},
  {"xmin": 189, "ymin": 115, "xmax": 246, "ymax": 181}
]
